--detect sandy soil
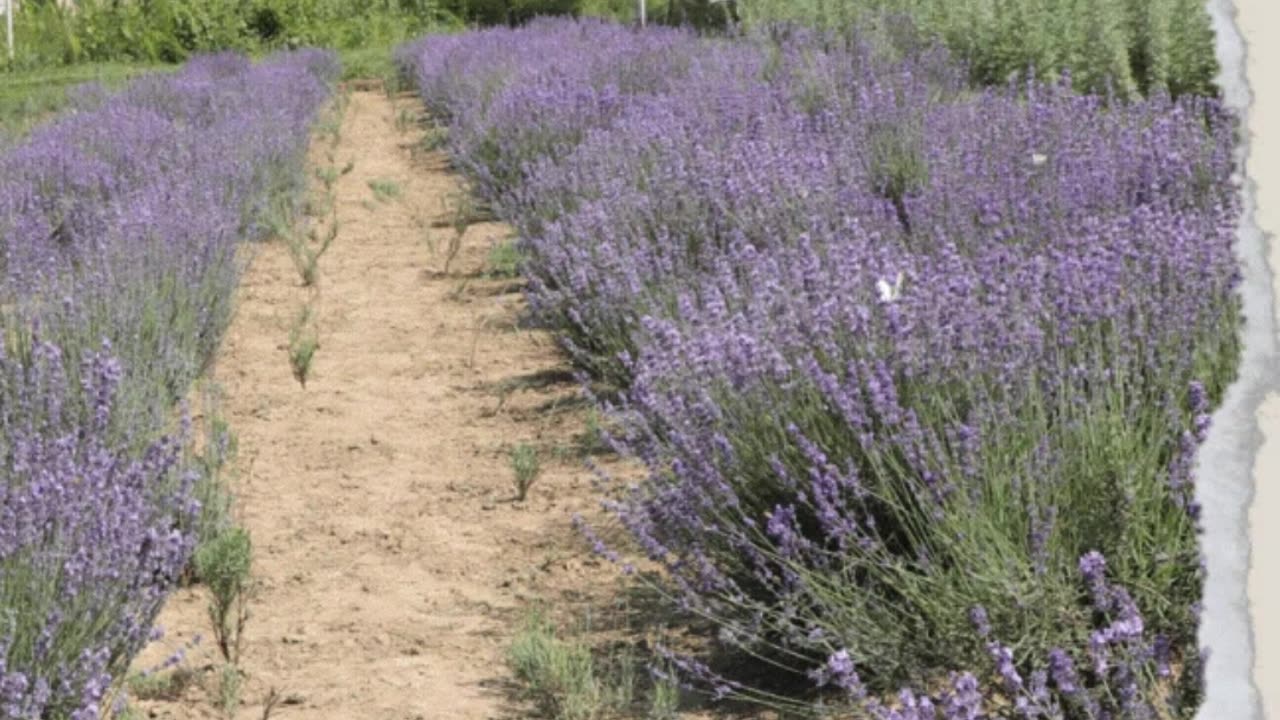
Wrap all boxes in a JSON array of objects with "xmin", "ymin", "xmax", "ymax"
[{"xmin": 128, "ymin": 89, "xmax": 642, "ymax": 720}]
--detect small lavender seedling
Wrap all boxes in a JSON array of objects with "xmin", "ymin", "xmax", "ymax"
[
  {"xmin": 647, "ymin": 665, "xmax": 681, "ymax": 719},
  {"xmin": 420, "ymin": 125, "xmax": 449, "ymax": 152},
  {"xmin": 286, "ymin": 234, "xmax": 320, "ymax": 287},
  {"xmin": 395, "ymin": 107, "xmax": 420, "ymax": 133},
  {"xmin": 510, "ymin": 443, "xmax": 541, "ymax": 502},
  {"xmin": 446, "ymin": 277, "xmax": 473, "ymax": 304},
  {"xmin": 126, "ymin": 667, "xmax": 197, "ymax": 701},
  {"xmin": 188, "ymin": 383, "xmax": 239, "ymax": 570},
  {"xmin": 194, "ymin": 527, "xmax": 253, "ymax": 665},
  {"xmin": 314, "ymin": 165, "xmax": 339, "ymax": 190},
  {"xmin": 575, "ymin": 409, "xmax": 610, "ymax": 457},
  {"xmin": 288, "ymin": 214, "xmax": 339, "ymax": 288},
  {"xmin": 265, "ymin": 196, "xmax": 297, "ymax": 242},
  {"xmin": 260, "ymin": 688, "xmax": 284, "ymax": 720},
  {"xmin": 442, "ymin": 229, "xmax": 464, "ymax": 276},
  {"xmin": 508, "ymin": 610, "xmax": 605, "ymax": 719},
  {"xmin": 218, "ymin": 664, "xmax": 243, "ymax": 718},
  {"xmin": 450, "ymin": 191, "xmax": 490, "ymax": 233},
  {"xmin": 304, "ymin": 191, "xmax": 333, "ymax": 218},
  {"xmin": 368, "ymin": 178, "xmax": 402, "ymax": 203},
  {"xmin": 288, "ymin": 306, "xmax": 320, "ymax": 388},
  {"xmin": 486, "ymin": 239, "xmax": 521, "ymax": 278}
]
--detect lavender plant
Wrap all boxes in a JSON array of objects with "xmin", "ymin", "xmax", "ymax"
[
  {"xmin": 399, "ymin": 16, "xmax": 1241, "ymax": 717},
  {"xmin": 0, "ymin": 49, "xmax": 338, "ymax": 717}
]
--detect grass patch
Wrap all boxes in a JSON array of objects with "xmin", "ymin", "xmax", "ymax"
[
  {"xmin": 0, "ymin": 62, "xmax": 164, "ymax": 136},
  {"xmin": 339, "ymin": 43, "xmax": 402, "ymax": 85}
]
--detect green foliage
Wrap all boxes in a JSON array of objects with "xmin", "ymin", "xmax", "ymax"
[
  {"xmin": 509, "ymin": 610, "xmax": 643, "ymax": 720},
  {"xmin": 193, "ymin": 527, "xmax": 253, "ymax": 664},
  {"xmin": 368, "ymin": 178, "xmax": 403, "ymax": 202},
  {"xmin": 510, "ymin": 442, "xmax": 541, "ymax": 501},
  {"xmin": 486, "ymin": 238, "xmax": 522, "ymax": 277},
  {"xmin": 507, "ymin": 607, "xmax": 688, "ymax": 720},
  {"xmin": 288, "ymin": 305, "xmax": 320, "ymax": 388},
  {"xmin": 441, "ymin": 0, "xmax": 581, "ymax": 25},
  {"xmin": 287, "ymin": 215, "xmax": 338, "ymax": 287},
  {"xmin": 217, "ymin": 663, "xmax": 244, "ymax": 717},
  {"xmin": 126, "ymin": 666, "xmax": 197, "ymax": 701},
  {"xmin": 188, "ymin": 384, "xmax": 240, "ymax": 564},
  {"xmin": 734, "ymin": 0, "xmax": 1221, "ymax": 97},
  {"xmin": 3, "ymin": 0, "xmax": 454, "ymax": 71},
  {"xmin": 0, "ymin": 62, "xmax": 162, "ymax": 137}
]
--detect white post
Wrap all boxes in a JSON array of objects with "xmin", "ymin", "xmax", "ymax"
[
  {"xmin": 637, "ymin": 0, "xmax": 646, "ymax": 27},
  {"xmin": 5, "ymin": 0, "xmax": 14, "ymax": 63}
]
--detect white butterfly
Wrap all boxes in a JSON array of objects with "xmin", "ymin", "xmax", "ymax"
[
  {"xmin": 1031, "ymin": 152, "xmax": 1048, "ymax": 167},
  {"xmin": 876, "ymin": 271, "xmax": 905, "ymax": 303}
]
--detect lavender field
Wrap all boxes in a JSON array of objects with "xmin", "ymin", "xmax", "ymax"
[
  {"xmin": 0, "ymin": 50, "xmax": 338, "ymax": 717},
  {"xmin": 397, "ymin": 16, "xmax": 1244, "ymax": 718},
  {"xmin": 0, "ymin": 6, "xmax": 1247, "ymax": 719}
]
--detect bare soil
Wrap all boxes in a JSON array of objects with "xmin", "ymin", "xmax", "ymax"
[{"xmin": 129, "ymin": 89, "xmax": 649, "ymax": 720}]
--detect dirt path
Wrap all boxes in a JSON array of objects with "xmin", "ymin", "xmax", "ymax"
[{"xmin": 132, "ymin": 89, "xmax": 628, "ymax": 720}]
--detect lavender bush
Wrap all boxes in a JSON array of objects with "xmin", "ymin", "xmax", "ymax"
[
  {"xmin": 0, "ymin": 49, "xmax": 337, "ymax": 717},
  {"xmin": 394, "ymin": 18, "xmax": 706, "ymax": 213},
  {"xmin": 400, "ymin": 18, "xmax": 1241, "ymax": 717}
]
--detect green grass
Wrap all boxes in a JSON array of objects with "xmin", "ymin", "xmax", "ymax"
[
  {"xmin": 340, "ymin": 43, "xmax": 405, "ymax": 85},
  {"xmin": 0, "ymin": 62, "xmax": 164, "ymax": 137}
]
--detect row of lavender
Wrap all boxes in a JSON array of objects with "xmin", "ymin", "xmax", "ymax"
[
  {"xmin": 0, "ymin": 51, "xmax": 338, "ymax": 717},
  {"xmin": 400, "ymin": 17, "xmax": 1243, "ymax": 718}
]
